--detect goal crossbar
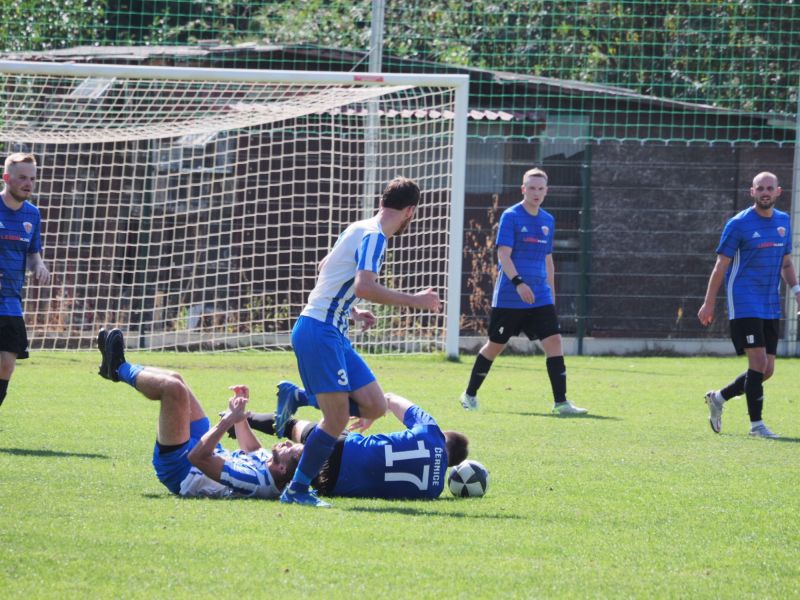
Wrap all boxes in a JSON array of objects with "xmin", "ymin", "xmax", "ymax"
[{"xmin": 0, "ymin": 60, "xmax": 468, "ymax": 357}]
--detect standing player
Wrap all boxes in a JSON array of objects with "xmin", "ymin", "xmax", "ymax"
[
  {"xmin": 0, "ymin": 153, "xmax": 50, "ymax": 408},
  {"xmin": 280, "ymin": 176, "xmax": 441, "ymax": 507},
  {"xmin": 242, "ymin": 389, "xmax": 468, "ymax": 499},
  {"xmin": 698, "ymin": 171, "xmax": 800, "ymax": 438},
  {"xmin": 458, "ymin": 168, "xmax": 587, "ymax": 415},
  {"xmin": 97, "ymin": 328, "xmax": 302, "ymax": 497}
]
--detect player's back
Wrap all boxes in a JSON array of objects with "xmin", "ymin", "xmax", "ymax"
[
  {"xmin": 301, "ymin": 215, "xmax": 386, "ymax": 333},
  {"xmin": 333, "ymin": 426, "xmax": 447, "ymax": 499}
]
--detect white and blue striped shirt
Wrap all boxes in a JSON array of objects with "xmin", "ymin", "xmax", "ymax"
[
  {"xmin": 179, "ymin": 447, "xmax": 279, "ymax": 499},
  {"xmin": 301, "ymin": 216, "xmax": 387, "ymax": 334}
]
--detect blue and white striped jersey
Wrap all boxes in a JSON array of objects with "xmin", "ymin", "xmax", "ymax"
[
  {"xmin": 301, "ymin": 216, "xmax": 386, "ymax": 334},
  {"xmin": 716, "ymin": 206, "xmax": 791, "ymax": 320},
  {"xmin": 179, "ymin": 447, "xmax": 279, "ymax": 499}
]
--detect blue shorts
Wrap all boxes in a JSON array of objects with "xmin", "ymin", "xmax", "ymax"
[
  {"xmin": 292, "ymin": 315, "xmax": 376, "ymax": 395},
  {"xmin": 151, "ymin": 417, "xmax": 210, "ymax": 494}
]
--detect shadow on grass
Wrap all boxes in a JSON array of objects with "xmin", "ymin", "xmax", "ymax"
[
  {"xmin": 504, "ymin": 411, "xmax": 621, "ymax": 421},
  {"xmin": 0, "ymin": 446, "xmax": 109, "ymax": 459},
  {"xmin": 769, "ymin": 436, "xmax": 800, "ymax": 444},
  {"xmin": 345, "ymin": 505, "xmax": 527, "ymax": 520}
]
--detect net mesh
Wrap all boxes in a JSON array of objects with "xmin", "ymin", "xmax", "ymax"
[{"xmin": 3, "ymin": 68, "xmax": 458, "ymax": 351}]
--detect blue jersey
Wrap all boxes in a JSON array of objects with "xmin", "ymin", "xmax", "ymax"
[
  {"xmin": 0, "ymin": 197, "xmax": 43, "ymax": 316},
  {"xmin": 333, "ymin": 405, "xmax": 448, "ymax": 499},
  {"xmin": 716, "ymin": 207, "xmax": 791, "ymax": 320},
  {"xmin": 492, "ymin": 203, "xmax": 554, "ymax": 309}
]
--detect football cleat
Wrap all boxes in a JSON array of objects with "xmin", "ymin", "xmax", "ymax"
[
  {"xmin": 704, "ymin": 390, "xmax": 724, "ymax": 434},
  {"xmin": 99, "ymin": 328, "xmax": 126, "ymax": 382},
  {"xmin": 552, "ymin": 400, "xmax": 588, "ymax": 416},
  {"xmin": 279, "ymin": 487, "xmax": 331, "ymax": 507},
  {"xmin": 749, "ymin": 423, "xmax": 779, "ymax": 439},
  {"xmin": 96, "ymin": 329, "xmax": 108, "ymax": 378},
  {"xmin": 275, "ymin": 381, "xmax": 302, "ymax": 438},
  {"xmin": 459, "ymin": 392, "xmax": 479, "ymax": 411}
]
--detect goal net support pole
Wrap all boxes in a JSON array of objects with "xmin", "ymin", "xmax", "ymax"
[{"xmin": 0, "ymin": 60, "xmax": 468, "ymax": 355}]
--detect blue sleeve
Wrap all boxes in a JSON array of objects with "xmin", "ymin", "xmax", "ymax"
[
  {"xmin": 545, "ymin": 215, "xmax": 555, "ymax": 255},
  {"xmin": 30, "ymin": 215, "xmax": 42, "ymax": 255},
  {"xmin": 495, "ymin": 209, "xmax": 515, "ymax": 249},
  {"xmin": 356, "ymin": 232, "xmax": 386, "ymax": 273},
  {"xmin": 715, "ymin": 219, "xmax": 741, "ymax": 257},
  {"xmin": 402, "ymin": 404, "xmax": 439, "ymax": 429}
]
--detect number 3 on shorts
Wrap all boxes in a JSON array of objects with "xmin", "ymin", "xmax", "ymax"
[{"xmin": 337, "ymin": 369, "xmax": 349, "ymax": 386}]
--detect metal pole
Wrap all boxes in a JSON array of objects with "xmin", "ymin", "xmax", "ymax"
[
  {"xmin": 785, "ymin": 85, "xmax": 800, "ymax": 356},
  {"xmin": 577, "ymin": 145, "xmax": 593, "ymax": 356},
  {"xmin": 363, "ymin": 0, "xmax": 385, "ymax": 219}
]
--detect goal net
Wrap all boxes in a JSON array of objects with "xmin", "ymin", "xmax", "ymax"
[{"xmin": 0, "ymin": 61, "xmax": 467, "ymax": 354}]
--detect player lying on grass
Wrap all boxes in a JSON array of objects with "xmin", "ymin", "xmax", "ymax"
[
  {"xmin": 230, "ymin": 384, "xmax": 469, "ymax": 501},
  {"xmin": 97, "ymin": 328, "xmax": 302, "ymax": 498}
]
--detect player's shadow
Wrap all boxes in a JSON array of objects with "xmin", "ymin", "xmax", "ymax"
[
  {"xmin": 346, "ymin": 505, "xmax": 527, "ymax": 520},
  {"xmin": 504, "ymin": 410, "xmax": 621, "ymax": 421},
  {"xmin": 769, "ymin": 436, "xmax": 800, "ymax": 444},
  {"xmin": 0, "ymin": 446, "xmax": 109, "ymax": 459}
]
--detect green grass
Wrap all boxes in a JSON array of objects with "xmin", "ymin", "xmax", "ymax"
[{"xmin": 2, "ymin": 352, "xmax": 799, "ymax": 598}]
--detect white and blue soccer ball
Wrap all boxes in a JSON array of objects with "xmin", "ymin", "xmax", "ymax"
[{"xmin": 448, "ymin": 460, "xmax": 489, "ymax": 498}]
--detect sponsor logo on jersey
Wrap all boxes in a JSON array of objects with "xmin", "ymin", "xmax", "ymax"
[
  {"xmin": 777, "ymin": 227, "xmax": 786, "ymax": 237},
  {"xmin": 523, "ymin": 236, "xmax": 547, "ymax": 244},
  {"xmin": 23, "ymin": 222, "xmax": 32, "ymax": 234},
  {"xmin": 757, "ymin": 241, "xmax": 783, "ymax": 249}
]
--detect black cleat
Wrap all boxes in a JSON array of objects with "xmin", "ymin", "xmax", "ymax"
[
  {"xmin": 97, "ymin": 329, "xmax": 108, "ymax": 378},
  {"xmin": 100, "ymin": 328, "xmax": 126, "ymax": 382}
]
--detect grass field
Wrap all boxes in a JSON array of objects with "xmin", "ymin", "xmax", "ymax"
[{"xmin": 2, "ymin": 351, "xmax": 799, "ymax": 598}]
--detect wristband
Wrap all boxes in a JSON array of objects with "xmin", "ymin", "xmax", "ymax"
[
  {"xmin": 511, "ymin": 275, "xmax": 524, "ymax": 287},
  {"xmin": 791, "ymin": 284, "xmax": 800, "ymax": 295}
]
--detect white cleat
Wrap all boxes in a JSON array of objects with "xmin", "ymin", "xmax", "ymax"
[
  {"xmin": 459, "ymin": 392, "xmax": 479, "ymax": 411},
  {"xmin": 704, "ymin": 390, "xmax": 724, "ymax": 434},
  {"xmin": 552, "ymin": 400, "xmax": 588, "ymax": 416},
  {"xmin": 749, "ymin": 423, "xmax": 779, "ymax": 439}
]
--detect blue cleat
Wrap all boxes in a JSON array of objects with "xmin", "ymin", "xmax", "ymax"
[
  {"xmin": 279, "ymin": 487, "xmax": 331, "ymax": 508},
  {"xmin": 275, "ymin": 380, "xmax": 302, "ymax": 438}
]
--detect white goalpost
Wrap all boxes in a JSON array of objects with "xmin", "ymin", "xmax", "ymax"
[{"xmin": 0, "ymin": 61, "xmax": 468, "ymax": 357}]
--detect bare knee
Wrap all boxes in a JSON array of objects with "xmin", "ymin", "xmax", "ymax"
[{"xmin": 480, "ymin": 341, "xmax": 505, "ymax": 361}]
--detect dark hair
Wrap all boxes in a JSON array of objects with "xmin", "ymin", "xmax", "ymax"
[
  {"xmin": 381, "ymin": 176, "xmax": 420, "ymax": 210},
  {"xmin": 444, "ymin": 430, "xmax": 469, "ymax": 466}
]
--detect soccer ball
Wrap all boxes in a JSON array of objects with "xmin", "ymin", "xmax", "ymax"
[{"xmin": 448, "ymin": 460, "xmax": 489, "ymax": 498}]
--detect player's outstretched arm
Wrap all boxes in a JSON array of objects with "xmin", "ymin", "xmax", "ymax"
[
  {"xmin": 354, "ymin": 270, "xmax": 440, "ymax": 312},
  {"xmin": 188, "ymin": 394, "xmax": 250, "ymax": 481},
  {"xmin": 228, "ymin": 385, "xmax": 262, "ymax": 453},
  {"xmin": 384, "ymin": 392, "xmax": 415, "ymax": 423}
]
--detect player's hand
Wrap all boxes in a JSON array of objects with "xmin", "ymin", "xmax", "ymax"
[
  {"xmin": 516, "ymin": 282, "xmax": 535, "ymax": 304},
  {"xmin": 347, "ymin": 417, "xmax": 375, "ymax": 433},
  {"xmin": 351, "ymin": 307, "xmax": 377, "ymax": 332},
  {"xmin": 697, "ymin": 303, "xmax": 714, "ymax": 327},
  {"xmin": 228, "ymin": 384, "xmax": 250, "ymax": 400},
  {"xmin": 33, "ymin": 264, "xmax": 50, "ymax": 286},
  {"xmin": 413, "ymin": 288, "xmax": 441, "ymax": 312},
  {"xmin": 227, "ymin": 393, "xmax": 249, "ymax": 423}
]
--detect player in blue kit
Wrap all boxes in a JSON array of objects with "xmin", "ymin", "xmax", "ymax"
[
  {"xmin": 0, "ymin": 153, "xmax": 50, "ymax": 408},
  {"xmin": 458, "ymin": 168, "xmax": 587, "ymax": 415},
  {"xmin": 280, "ymin": 176, "xmax": 441, "ymax": 507},
  {"xmin": 236, "ymin": 388, "xmax": 469, "ymax": 499},
  {"xmin": 698, "ymin": 171, "xmax": 800, "ymax": 438},
  {"xmin": 96, "ymin": 328, "xmax": 302, "ymax": 497}
]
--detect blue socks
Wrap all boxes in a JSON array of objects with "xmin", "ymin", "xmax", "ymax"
[
  {"xmin": 289, "ymin": 427, "xmax": 337, "ymax": 492},
  {"xmin": 117, "ymin": 362, "xmax": 144, "ymax": 388}
]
